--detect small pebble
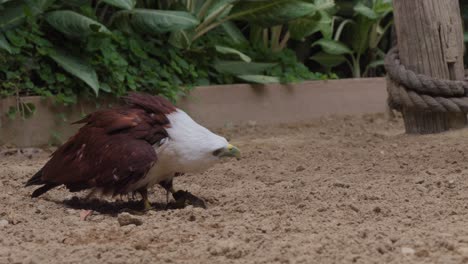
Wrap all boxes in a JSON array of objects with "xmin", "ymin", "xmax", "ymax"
[
  {"xmin": 457, "ymin": 247, "xmax": 468, "ymax": 255},
  {"xmin": 415, "ymin": 249, "xmax": 429, "ymax": 257},
  {"xmin": 118, "ymin": 212, "xmax": 143, "ymax": 226},
  {"xmin": 133, "ymin": 241, "xmax": 148, "ymax": 250},
  {"xmin": 295, "ymin": 166, "xmax": 305, "ymax": 172},
  {"xmin": 35, "ymin": 205, "xmax": 46, "ymax": 214},
  {"xmin": 447, "ymin": 180, "xmax": 456, "ymax": 189},
  {"xmin": 349, "ymin": 204, "xmax": 360, "ymax": 213},
  {"xmin": 0, "ymin": 219, "xmax": 9, "ymax": 228},
  {"xmin": 247, "ymin": 120, "xmax": 257, "ymax": 127},
  {"xmin": 416, "ymin": 186, "xmax": 426, "ymax": 193},
  {"xmin": 415, "ymin": 178, "xmax": 425, "ymax": 184},
  {"xmin": 401, "ymin": 247, "xmax": 415, "ymax": 255},
  {"xmin": 333, "ymin": 182, "xmax": 350, "ymax": 188}
]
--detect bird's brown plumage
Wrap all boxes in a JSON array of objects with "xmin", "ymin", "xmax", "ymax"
[{"xmin": 26, "ymin": 92, "xmax": 176, "ymax": 197}]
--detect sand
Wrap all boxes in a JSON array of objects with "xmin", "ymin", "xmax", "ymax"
[{"xmin": 2, "ymin": 113, "xmax": 468, "ymax": 264}]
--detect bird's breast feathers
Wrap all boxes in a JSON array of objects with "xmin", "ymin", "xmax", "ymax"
[{"xmin": 127, "ymin": 109, "xmax": 229, "ymax": 191}]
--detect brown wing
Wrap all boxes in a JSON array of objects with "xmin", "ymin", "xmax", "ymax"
[{"xmin": 28, "ymin": 107, "xmax": 169, "ymax": 196}]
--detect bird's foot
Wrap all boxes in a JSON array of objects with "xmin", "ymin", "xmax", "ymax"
[
  {"xmin": 142, "ymin": 198, "xmax": 153, "ymax": 212},
  {"xmin": 80, "ymin": 210, "xmax": 93, "ymax": 221},
  {"xmin": 168, "ymin": 190, "xmax": 206, "ymax": 209}
]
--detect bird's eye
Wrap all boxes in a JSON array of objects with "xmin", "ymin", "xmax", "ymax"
[{"xmin": 212, "ymin": 148, "xmax": 223, "ymax": 156}]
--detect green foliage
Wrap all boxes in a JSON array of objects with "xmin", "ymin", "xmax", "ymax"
[
  {"xmin": 0, "ymin": 0, "xmax": 338, "ymax": 120},
  {"xmin": 113, "ymin": 9, "xmax": 199, "ymax": 34},
  {"xmin": 101, "ymin": 0, "xmax": 136, "ymax": 10},
  {"xmin": 288, "ymin": 0, "xmax": 335, "ymax": 40},
  {"xmin": 45, "ymin": 10, "xmax": 111, "ymax": 38},
  {"xmin": 48, "ymin": 48, "xmax": 100, "ymax": 96},
  {"xmin": 229, "ymin": 0, "xmax": 317, "ymax": 27},
  {"xmin": 308, "ymin": 0, "xmax": 393, "ymax": 77}
]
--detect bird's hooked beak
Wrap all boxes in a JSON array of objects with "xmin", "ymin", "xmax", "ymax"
[{"xmin": 220, "ymin": 144, "xmax": 241, "ymax": 160}]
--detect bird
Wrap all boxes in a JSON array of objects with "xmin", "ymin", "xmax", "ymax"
[{"xmin": 25, "ymin": 92, "xmax": 240, "ymax": 213}]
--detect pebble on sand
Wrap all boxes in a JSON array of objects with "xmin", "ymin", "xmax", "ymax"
[
  {"xmin": 0, "ymin": 219, "xmax": 9, "ymax": 228},
  {"xmin": 118, "ymin": 213, "xmax": 143, "ymax": 226},
  {"xmin": 401, "ymin": 247, "xmax": 415, "ymax": 255}
]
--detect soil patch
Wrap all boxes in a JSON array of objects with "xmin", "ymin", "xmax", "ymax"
[{"xmin": 2, "ymin": 114, "xmax": 468, "ymax": 263}]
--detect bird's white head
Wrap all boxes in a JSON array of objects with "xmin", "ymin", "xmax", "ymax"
[{"xmin": 163, "ymin": 109, "xmax": 240, "ymax": 172}]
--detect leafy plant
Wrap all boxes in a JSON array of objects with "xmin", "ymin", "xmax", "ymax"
[
  {"xmin": 309, "ymin": 0, "xmax": 393, "ymax": 77},
  {"xmin": 0, "ymin": 0, "xmax": 336, "ymax": 121}
]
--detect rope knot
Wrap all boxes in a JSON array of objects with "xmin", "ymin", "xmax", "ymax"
[{"xmin": 385, "ymin": 47, "xmax": 468, "ymax": 112}]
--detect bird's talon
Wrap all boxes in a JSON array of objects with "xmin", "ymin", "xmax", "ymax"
[
  {"xmin": 142, "ymin": 199, "xmax": 153, "ymax": 211},
  {"xmin": 171, "ymin": 190, "xmax": 206, "ymax": 209}
]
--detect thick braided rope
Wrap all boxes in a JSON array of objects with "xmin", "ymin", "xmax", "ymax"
[
  {"xmin": 385, "ymin": 47, "xmax": 468, "ymax": 112},
  {"xmin": 385, "ymin": 47, "xmax": 468, "ymax": 96}
]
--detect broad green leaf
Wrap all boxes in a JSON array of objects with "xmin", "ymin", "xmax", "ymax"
[
  {"xmin": 168, "ymin": 30, "xmax": 193, "ymax": 49},
  {"xmin": 289, "ymin": 15, "xmax": 320, "ymax": 40},
  {"xmin": 204, "ymin": 0, "xmax": 234, "ymax": 21},
  {"xmin": 49, "ymin": 49, "xmax": 100, "ymax": 96},
  {"xmin": 101, "ymin": 0, "xmax": 135, "ymax": 10},
  {"xmin": 214, "ymin": 60, "xmax": 276, "ymax": 75},
  {"xmin": 45, "ymin": 10, "xmax": 110, "ymax": 38},
  {"xmin": 366, "ymin": 59, "xmax": 384, "ymax": 68},
  {"xmin": 0, "ymin": 33, "xmax": 13, "ymax": 54},
  {"xmin": 237, "ymin": 75, "xmax": 280, "ymax": 84},
  {"xmin": 311, "ymin": 39, "xmax": 352, "ymax": 55},
  {"xmin": 29, "ymin": 0, "xmax": 55, "ymax": 11},
  {"xmin": 112, "ymin": 11, "xmax": 134, "ymax": 33},
  {"xmin": 310, "ymin": 51, "xmax": 346, "ymax": 68},
  {"xmin": 464, "ymin": 32, "xmax": 468, "ymax": 43},
  {"xmin": 315, "ymin": 10, "xmax": 333, "ymax": 39},
  {"xmin": 100, "ymin": 83, "xmax": 112, "ymax": 92},
  {"xmin": 285, "ymin": 0, "xmax": 336, "ymax": 40},
  {"xmin": 350, "ymin": 16, "xmax": 372, "ymax": 55},
  {"xmin": 66, "ymin": 0, "xmax": 89, "ymax": 7},
  {"xmin": 354, "ymin": 2, "xmax": 377, "ymax": 19},
  {"xmin": 313, "ymin": 0, "xmax": 335, "ymax": 11},
  {"xmin": 117, "ymin": 9, "xmax": 199, "ymax": 34},
  {"xmin": 215, "ymin": 45, "xmax": 251, "ymax": 62},
  {"xmin": 0, "ymin": 0, "xmax": 54, "ymax": 30},
  {"xmin": 220, "ymin": 21, "xmax": 248, "ymax": 45},
  {"xmin": 363, "ymin": 59, "xmax": 385, "ymax": 76},
  {"xmin": 374, "ymin": 0, "xmax": 393, "ymax": 16},
  {"xmin": 229, "ymin": 0, "xmax": 317, "ymax": 27},
  {"xmin": 0, "ymin": 3, "xmax": 27, "ymax": 31},
  {"xmin": 290, "ymin": 10, "xmax": 333, "ymax": 39}
]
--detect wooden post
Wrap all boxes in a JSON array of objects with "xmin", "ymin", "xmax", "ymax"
[{"xmin": 392, "ymin": 0, "xmax": 466, "ymax": 134}]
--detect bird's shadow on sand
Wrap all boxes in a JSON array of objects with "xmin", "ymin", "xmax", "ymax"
[{"xmin": 48, "ymin": 197, "xmax": 183, "ymax": 216}]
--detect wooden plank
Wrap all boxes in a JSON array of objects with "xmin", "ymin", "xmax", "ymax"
[{"xmin": 178, "ymin": 78, "xmax": 387, "ymax": 127}]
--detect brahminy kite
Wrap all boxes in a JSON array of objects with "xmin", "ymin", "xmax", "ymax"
[{"xmin": 25, "ymin": 92, "xmax": 240, "ymax": 211}]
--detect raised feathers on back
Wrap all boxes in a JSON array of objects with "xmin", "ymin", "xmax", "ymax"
[{"xmin": 26, "ymin": 92, "xmax": 176, "ymax": 196}]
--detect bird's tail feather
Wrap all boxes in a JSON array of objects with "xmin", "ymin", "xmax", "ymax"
[
  {"xmin": 31, "ymin": 183, "xmax": 59, "ymax": 198},
  {"xmin": 25, "ymin": 168, "xmax": 44, "ymax": 186}
]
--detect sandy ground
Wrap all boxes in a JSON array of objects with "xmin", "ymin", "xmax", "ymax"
[{"xmin": 3, "ymin": 114, "xmax": 468, "ymax": 264}]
